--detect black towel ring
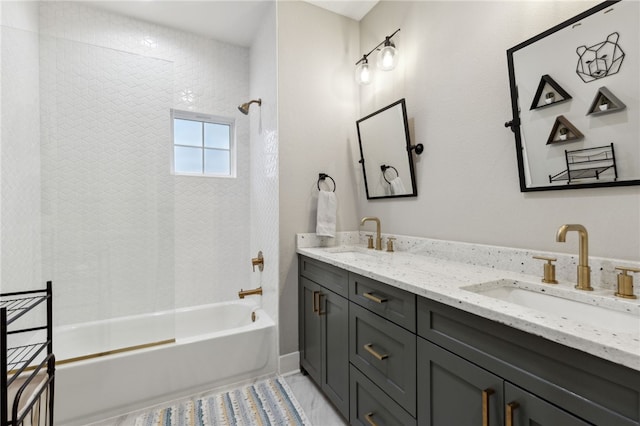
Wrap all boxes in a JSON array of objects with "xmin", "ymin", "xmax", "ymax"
[
  {"xmin": 380, "ymin": 165, "xmax": 399, "ymax": 184},
  {"xmin": 317, "ymin": 173, "xmax": 336, "ymax": 192}
]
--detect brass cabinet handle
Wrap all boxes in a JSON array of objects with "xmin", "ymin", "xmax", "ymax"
[
  {"xmin": 364, "ymin": 343, "xmax": 388, "ymax": 360},
  {"xmin": 318, "ymin": 293, "xmax": 326, "ymax": 316},
  {"xmin": 363, "ymin": 292, "xmax": 388, "ymax": 304},
  {"xmin": 364, "ymin": 412, "xmax": 378, "ymax": 426},
  {"xmin": 482, "ymin": 388, "xmax": 494, "ymax": 426},
  {"xmin": 506, "ymin": 401, "xmax": 519, "ymax": 426},
  {"xmin": 312, "ymin": 291, "xmax": 319, "ymax": 313}
]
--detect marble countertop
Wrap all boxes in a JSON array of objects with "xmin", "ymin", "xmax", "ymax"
[{"xmin": 297, "ymin": 243, "xmax": 640, "ymax": 371}]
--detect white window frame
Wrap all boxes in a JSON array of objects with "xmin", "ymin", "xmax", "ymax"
[{"xmin": 171, "ymin": 109, "xmax": 236, "ymax": 178}]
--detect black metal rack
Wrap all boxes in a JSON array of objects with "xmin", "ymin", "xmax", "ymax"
[{"xmin": 1, "ymin": 282, "xmax": 55, "ymax": 426}]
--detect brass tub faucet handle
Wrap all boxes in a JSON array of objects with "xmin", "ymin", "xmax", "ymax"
[
  {"xmin": 533, "ymin": 256, "xmax": 558, "ymax": 284},
  {"xmin": 252, "ymin": 251, "xmax": 264, "ymax": 272},
  {"xmin": 614, "ymin": 266, "xmax": 640, "ymax": 299}
]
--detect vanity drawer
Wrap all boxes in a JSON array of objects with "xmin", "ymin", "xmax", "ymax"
[
  {"xmin": 350, "ymin": 365, "xmax": 416, "ymax": 426},
  {"xmin": 298, "ymin": 255, "xmax": 348, "ymax": 297},
  {"xmin": 350, "ymin": 302, "xmax": 417, "ymax": 416},
  {"xmin": 349, "ymin": 273, "xmax": 416, "ymax": 332}
]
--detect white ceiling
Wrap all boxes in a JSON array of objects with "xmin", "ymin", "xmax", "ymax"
[
  {"xmin": 305, "ymin": 1, "xmax": 378, "ymax": 21},
  {"xmin": 87, "ymin": 1, "xmax": 378, "ymax": 47}
]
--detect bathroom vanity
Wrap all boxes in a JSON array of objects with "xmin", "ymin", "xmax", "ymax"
[{"xmin": 297, "ymin": 234, "xmax": 640, "ymax": 426}]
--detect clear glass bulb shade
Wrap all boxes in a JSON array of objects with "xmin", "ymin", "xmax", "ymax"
[
  {"xmin": 377, "ymin": 44, "xmax": 398, "ymax": 71},
  {"xmin": 355, "ymin": 61, "xmax": 372, "ymax": 85}
]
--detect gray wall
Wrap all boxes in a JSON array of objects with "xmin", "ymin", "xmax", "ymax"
[{"xmin": 277, "ymin": 0, "xmax": 640, "ymax": 359}]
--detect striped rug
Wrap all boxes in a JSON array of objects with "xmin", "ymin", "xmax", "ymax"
[{"xmin": 134, "ymin": 377, "xmax": 310, "ymax": 426}]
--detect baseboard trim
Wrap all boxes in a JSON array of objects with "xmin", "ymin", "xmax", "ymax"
[{"xmin": 279, "ymin": 351, "xmax": 300, "ymax": 376}]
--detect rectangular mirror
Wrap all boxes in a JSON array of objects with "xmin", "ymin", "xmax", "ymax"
[
  {"xmin": 356, "ymin": 99, "xmax": 418, "ymax": 199},
  {"xmin": 506, "ymin": 0, "xmax": 639, "ymax": 192}
]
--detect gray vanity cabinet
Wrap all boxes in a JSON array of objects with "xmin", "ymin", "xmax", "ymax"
[
  {"xmin": 298, "ymin": 257, "xmax": 350, "ymax": 419},
  {"xmin": 418, "ymin": 297, "xmax": 640, "ymax": 426},
  {"xmin": 417, "ymin": 338, "xmax": 503, "ymax": 426},
  {"xmin": 298, "ymin": 255, "xmax": 640, "ymax": 426},
  {"xmin": 417, "ymin": 338, "xmax": 591, "ymax": 426}
]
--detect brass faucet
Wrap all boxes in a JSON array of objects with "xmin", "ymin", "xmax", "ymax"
[
  {"xmin": 556, "ymin": 224, "xmax": 593, "ymax": 291},
  {"xmin": 360, "ymin": 217, "xmax": 382, "ymax": 250},
  {"xmin": 238, "ymin": 287, "xmax": 262, "ymax": 299}
]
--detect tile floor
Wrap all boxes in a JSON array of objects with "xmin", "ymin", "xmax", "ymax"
[{"xmin": 89, "ymin": 372, "xmax": 347, "ymax": 426}]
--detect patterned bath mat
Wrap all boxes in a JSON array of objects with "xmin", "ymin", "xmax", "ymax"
[{"xmin": 134, "ymin": 377, "xmax": 310, "ymax": 426}]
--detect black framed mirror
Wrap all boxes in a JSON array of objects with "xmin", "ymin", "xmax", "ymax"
[
  {"xmin": 506, "ymin": 0, "xmax": 639, "ymax": 192},
  {"xmin": 356, "ymin": 99, "xmax": 420, "ymax": 199}
]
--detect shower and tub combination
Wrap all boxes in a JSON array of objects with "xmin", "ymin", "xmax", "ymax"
[{"xmin": 1, "ymin": 2, "xmax": 278, "ymax": 424}]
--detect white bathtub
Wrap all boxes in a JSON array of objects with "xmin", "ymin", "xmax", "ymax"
[{"xmin": 53, "ymin": 299, "xmax": 276, "ymax": 425}]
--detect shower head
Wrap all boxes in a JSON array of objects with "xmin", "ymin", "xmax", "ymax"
[{"xmin": 238, "ymin": 98, "xmax": 262, "ymax": 115}]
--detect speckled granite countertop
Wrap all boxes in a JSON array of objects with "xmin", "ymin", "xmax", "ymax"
[{"xmin": 296, "ymin": 232, "xmax": 640, "ymax": 371}]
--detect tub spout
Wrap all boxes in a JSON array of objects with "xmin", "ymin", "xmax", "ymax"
[{"xmin": 238, "ymin": 286, "xmax": 263, "ymax": 299}]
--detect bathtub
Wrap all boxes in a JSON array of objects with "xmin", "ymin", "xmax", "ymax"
[{"xmin": 53, "ymin": 299, "xmax": 276, "ymax": 425}]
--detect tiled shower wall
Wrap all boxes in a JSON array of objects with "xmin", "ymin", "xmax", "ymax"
[
  {"xmin": 0, "ymin": 23, "xmax": 42, "ymax": 294},
  {"xmin": 249, "ymin": 2, "xmax": 278, "ymax": 335},
  {"xmin": 0, "ymin": 3, "xmax": 254, "ymax": 325},
  {"xmin": 38, "ymin": 2, "xmax": 252, "ymax": 320},
  {"xmin": 39, "ymin": 36, "xmax": 175, "ymax": 324}
]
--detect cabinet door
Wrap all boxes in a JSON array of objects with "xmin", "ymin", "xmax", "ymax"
[
  {"xmin": 417, "ymin": 338, "xmax": 503, "ymax": 426},
  {"xmin": 321, "ymin": 288, "xmax": 350, "ymax": 419},
  {"xmin": 299, "ymin": 277, "xmax": 322, "ymax": 385},
  {"xmin": 504, "ymin": 382, "xmax": 592, "ymax": 426}
]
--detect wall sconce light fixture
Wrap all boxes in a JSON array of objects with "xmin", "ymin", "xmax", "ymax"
[{"xmin": 355, "ymin": 28, "xmax": 400, "ymax": 85}]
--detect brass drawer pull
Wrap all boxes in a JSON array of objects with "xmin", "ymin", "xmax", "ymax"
[
  {"xmin": 363, "ymin": 292, "xmax": 388, "ymax": 304},
  {"xmin": 318, "ymin": 293, "xmax": 326, "ymax": 316},
  {"xmin": 312, "ymin": 291, "xmax": 319, "ymax": 313},
  {"xmin": 365, "ymin": 412, "xmax": 378, "ymax": 426},
  {"xmin": 364, "ymin": 343, "xmax": 388, "ymax": 360},
  {"xmin": 506, "ymin": 401, "xmax": 519, "ymax": 426},
  {"xmin": 482, "ymin": 388, "xmax": 494, "ymax": 426}
]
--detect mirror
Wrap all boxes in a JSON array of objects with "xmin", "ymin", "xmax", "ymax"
[
  {"xmin": 506, "ymin": 0, "xmax": 639, "ymax": 192},
  {"xmin": 356, "ymin": 99, "xmax": 419, "ymax": 199}
]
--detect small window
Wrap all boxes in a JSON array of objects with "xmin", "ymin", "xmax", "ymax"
[{"xmin": 172, "ymin": 110, "xmax": 235, "ymax": 177}]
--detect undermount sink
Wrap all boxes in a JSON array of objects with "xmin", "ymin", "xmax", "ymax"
[
  {"xmin": 463, "ymin": 279, "xmax": 640, "ymax": 335},
  {"xmin": 323, "ymin": 246, "xmax": 380, "ymax": 258}
]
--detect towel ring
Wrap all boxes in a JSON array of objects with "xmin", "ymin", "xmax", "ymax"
[
  {"xmin": 317, "ymin": 173, "xmax": 336, "ymax": 192},
  {"xmin": 380, "ymin": 165, "xmax": 399, "ymax": 184}
]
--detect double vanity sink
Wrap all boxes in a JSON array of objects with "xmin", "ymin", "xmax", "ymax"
[
  {"xmin": 298, "ymin": 232, "xmax": 640, "ymax": 425},
  {"xmin": 301, "ymin": 240, "xmax": 640, "ymax": 371}
]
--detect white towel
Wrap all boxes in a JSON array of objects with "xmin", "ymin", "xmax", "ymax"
[
  {"xmin": 316, "ymin": 190, "xmax": 337, "ymax": 237},
  {"xmin": 390, "ymin": 176, "xmax": 407, "ymax": 195}
]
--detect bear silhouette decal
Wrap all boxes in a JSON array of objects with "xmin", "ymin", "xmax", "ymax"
[{"xmin": 576, "ymin": 32, "xmax": 625, "ymax": 83}]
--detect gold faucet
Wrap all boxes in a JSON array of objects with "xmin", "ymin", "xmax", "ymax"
[
  {"xmin": 556, "ymin": 224, "xmax": 593, "ymax": 291},
  {"xmin": 238, "ymin": 287, "xmax": 262, "ymax": 299},
  {"xmin": 360, "ymin": 217, "xmax": 382, "ymax": 250}
]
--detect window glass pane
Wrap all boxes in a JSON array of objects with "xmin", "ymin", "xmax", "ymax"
[
  {"xmin": 204, "ymin": 123, "xmax": 230, "ymax": 149},
  {"xmin": 174, "ymin": 119, "xmax": 202, "ymax": 147},
  {"xmin": 174, "ymin": 146, "xmax": 202, "ymax": 173},
  {"xmin": 204, "ymin": 149, "xmax": 230, "ymax": 175}
]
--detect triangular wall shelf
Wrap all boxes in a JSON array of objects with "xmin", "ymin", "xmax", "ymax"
[
  {"xmin": 546, "ymin": 115, "xmax": 584, "ymax": 145},
  {"xmin": 586, "ymin": 87, "xmax": 626, "ymax": 116},
  {"xmin": 530, "ymin": 74, "xmax": 572, "ymax": 110}
]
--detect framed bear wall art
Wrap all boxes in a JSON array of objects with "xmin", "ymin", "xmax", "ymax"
[{"xmin": 506, "ymin": 0, "xmax": 639, "ymax": 192}]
